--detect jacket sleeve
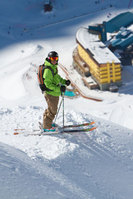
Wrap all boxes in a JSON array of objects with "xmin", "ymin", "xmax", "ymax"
[
  {"xmin": 43, "ymin": 69, "xmax": 60, "ymax": 92},
  {"xmin": 56, "ymin": 74, "xmax": 66, "ymax": 85}
]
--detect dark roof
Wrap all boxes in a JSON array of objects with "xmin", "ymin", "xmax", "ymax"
[{"xmin": 106, "ymin": 12, "xmax": 133, "ymax": 33}]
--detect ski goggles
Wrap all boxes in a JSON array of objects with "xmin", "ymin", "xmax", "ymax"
[{"xmin": 50, "ymin": 57, "xmax": 58, "ymax": 61}]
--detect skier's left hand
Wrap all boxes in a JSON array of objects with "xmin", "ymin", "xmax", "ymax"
[{"xmin": 65, "ymin": 80, "xmax": 71, "ymax": 86}]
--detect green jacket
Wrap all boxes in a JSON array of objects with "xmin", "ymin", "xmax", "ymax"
[{"xmin": 43, "ymin": 59, "xmax": 66, "ymax": 96}]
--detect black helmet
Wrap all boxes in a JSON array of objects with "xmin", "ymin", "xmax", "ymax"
[{"xmin": 48, "ymin": 51, "xmax": 58, "ymax": 58}]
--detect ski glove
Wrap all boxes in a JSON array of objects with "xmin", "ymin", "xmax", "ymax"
[
  {"xmin": 60, "ymin": 85, "xmax": 66, "ymax": 93},
  {"xmin": 65, "ymin": 80, "xmax": 71, "ymax": 86}
]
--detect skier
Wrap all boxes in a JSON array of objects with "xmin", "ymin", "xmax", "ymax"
[{"xmin": 42, "ymin": 51, "xmax": 71, "ymax": 132}]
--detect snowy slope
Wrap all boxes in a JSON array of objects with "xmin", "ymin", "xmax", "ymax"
[
  {"xmin": 1, "ymin": 114, "xmax": 133, "ymax": 199},
  {"xmin": 0, "ymin": 0, "xmax": 133, "ymax": 198}
]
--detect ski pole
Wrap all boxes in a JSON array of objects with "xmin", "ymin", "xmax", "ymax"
[
  {"xmin": 54, "ymin": 96, "xmax": 63, "ymax": 124},
  {"xmin": 62, "ymin": 92, "xmax": 65, "ymax": 130}
]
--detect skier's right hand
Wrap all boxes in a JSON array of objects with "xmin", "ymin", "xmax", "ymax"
[{"xmin": 60, "ymin": 85, "xmax": 66, "ymax": 93}]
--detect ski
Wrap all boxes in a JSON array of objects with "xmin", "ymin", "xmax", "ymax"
[
  {"xmin": 14, "ymin": 126, "xmax": 96, "ymax": 136},
  {"xmin": 64, "ymin": 121, "xmax": 95, "ymax": 128},
  {"xmin": 14, "ymin": 128, "xmax": 40, "ymax": 132},
  {"xmin": 14, "ymin": 121, "xmax": 95, "ymax": 132},
  {"xmin": 63, "ymin": 126, "xmax": 96, "ymax": 133}
]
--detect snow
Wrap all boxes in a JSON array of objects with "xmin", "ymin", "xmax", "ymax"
[{"xmin": 0, "ymin": 0, "xmax": 133, "ymax": 199}]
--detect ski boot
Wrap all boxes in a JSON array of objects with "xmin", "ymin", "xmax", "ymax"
[{"xmin": 43, "ymin": 127, "xmax": 55, "ymax": 132}]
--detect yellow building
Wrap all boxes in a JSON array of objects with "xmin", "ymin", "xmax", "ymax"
[{"xmin": 74, "ymin": 27, "xmax": 122, "ymax": 91}]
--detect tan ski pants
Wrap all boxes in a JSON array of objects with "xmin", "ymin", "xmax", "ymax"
[{"xmin": 43, "ymin": 93, "xmax": 59, "ymax": 129}]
